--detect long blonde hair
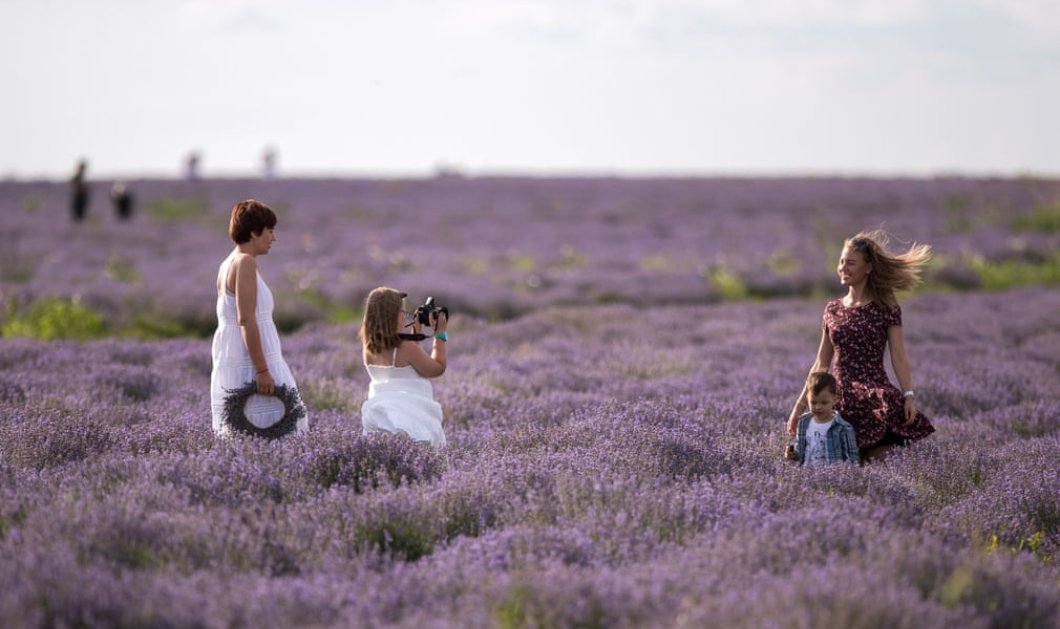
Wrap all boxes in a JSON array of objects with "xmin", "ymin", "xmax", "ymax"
[
  {"xmin": 360, "ymin": 287, "xmax": 405, "ymax": 355},
  {"xmin": 847, "ymin": 229, "xmax": 932, "ymax": 308}
]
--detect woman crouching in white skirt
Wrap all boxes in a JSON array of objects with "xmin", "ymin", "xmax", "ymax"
[{"xmin": 359, "ymin": 287, "xmax": 448, "ymax": 447}]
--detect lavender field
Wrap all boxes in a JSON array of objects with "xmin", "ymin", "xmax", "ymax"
[
  {"xmin": 1, "ymin": 177, "xmax": 1059, "ymax": 627},
  {"xmin": 1, "ymin": 177, "xmax": 1058, "ymax": 331}
]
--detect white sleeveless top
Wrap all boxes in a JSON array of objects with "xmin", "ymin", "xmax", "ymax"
[{"xmin": 209, "ymin": 251, "xmax": 308, "ymax": 435}]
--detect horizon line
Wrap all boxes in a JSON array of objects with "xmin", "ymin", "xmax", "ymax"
[{"xmin": 5, "ymin": 166, "xmax": 1060, "ymax": 184}]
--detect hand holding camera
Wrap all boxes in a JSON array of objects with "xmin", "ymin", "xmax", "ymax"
[
  {"xmin": 414, "ymin": 297, "xmax": 448, "ymax": 331},
  {"xmin": 401, "ymin": 296, "xmax": 449, "ymax": 341},
  {"xmin": 431, "ymin": 308, "xmax": 447, "ymax": 334}
]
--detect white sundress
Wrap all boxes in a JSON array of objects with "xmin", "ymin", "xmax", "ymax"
[
  {"xmin": 361, "ymin": 347, "xmax": 446, "ymax": 447},
  {"xmin": 210, "ymin": 252, "xmax": 309, "ymax": 435}
]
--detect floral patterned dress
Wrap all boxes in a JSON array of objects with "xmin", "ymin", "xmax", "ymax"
[{"xmin": 823, "ymin": 299, "xmax": 934, "ymax": 448}]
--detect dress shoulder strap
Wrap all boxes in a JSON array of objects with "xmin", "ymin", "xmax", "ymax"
[
  {"xmin": 392, "ymin": 346, "xmax": 398, "ymax": 367},
  {"xmin": 218, "ymin": 253, "xmax": 233, "ymax": 296},
  {"xmin": 221, "ymin": 251, "xmax": 243, "ymax": 295}
]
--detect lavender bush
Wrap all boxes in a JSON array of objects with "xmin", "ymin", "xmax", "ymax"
[{"xmin": 1, "ymin": 280, "xmax": 1057, "ymax": 627}]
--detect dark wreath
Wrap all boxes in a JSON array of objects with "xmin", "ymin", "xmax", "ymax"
[{"xmin": 221, "ymin": 381, "xmax": 306, "ymax": 439}]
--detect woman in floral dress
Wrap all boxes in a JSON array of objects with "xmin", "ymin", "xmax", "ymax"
[{"xmin": 787, "ymin": 230, "xmax": 934, "ymax": 462}]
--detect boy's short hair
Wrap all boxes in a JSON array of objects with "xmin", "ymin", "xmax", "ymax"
[{"xmin": 807, "ymin": 371, "xmax": 837, "ymax": 396}]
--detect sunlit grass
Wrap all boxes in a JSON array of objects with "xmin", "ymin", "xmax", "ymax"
[
  {"xmin": 966, "ymin": 253, "xmax": 1060, "ymax": 290},
  {"xmin": 147, "ymin": 197, "xmax": 209, "ymax": 222},
  {"xmin": 2, "ymin": 297, "xmax": 107, "ymax": 341}
]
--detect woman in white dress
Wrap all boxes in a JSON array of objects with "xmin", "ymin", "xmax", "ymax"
[
  {"xmin": 359, "ymin": 287, "xmax": 448, "ymax": 447},
  {"xmin": 210, "ymin": 199, "xmax": 308, "ymax": 436}
]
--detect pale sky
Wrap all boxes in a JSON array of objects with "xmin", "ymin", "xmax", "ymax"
[{"xmin": 2, "ymin": 0, "xmax": 1059, "ymax": 179}]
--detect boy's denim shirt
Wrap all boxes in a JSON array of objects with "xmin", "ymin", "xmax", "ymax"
[{"xmin": 794, "ymin": 411, "xmax": 860, "ymax": 465}]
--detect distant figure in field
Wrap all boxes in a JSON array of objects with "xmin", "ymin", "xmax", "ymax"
[
  {"xmin": 359, "ymin": 287, "xmax": 448, "ymax": 447},
  {"xmin": 262, "ymin": 147, "xmax": 277, "ymax": 180},
  {"xmin": 185, "ymin": 151, "xmax": 201, "ymax": 181},
  {"xmin": 69, "ymin": 159, "xmax": 89, "ymax": 222},
  {"xmin": 110, "ymin": 182, "xmax": 134, "ymax": 220},
  {"xmin": 210, "ymin": 199, "xmax": 309, "ymax": 437},
  {"xmin": 787, "ymin": 230, "xmax": 934, "ymax": 463},
  {"xmin": 786, "ymin": 372, "xmax": 859, "ymax": 466}
]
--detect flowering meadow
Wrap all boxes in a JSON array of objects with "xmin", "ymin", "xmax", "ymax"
[
  {"xmin": 2, "ymin": 176, "xmax": 1058, "ymax": 330},
  {"xmin": 0, "ymin": 177, "xmax": 1059, "ymax": 627}
]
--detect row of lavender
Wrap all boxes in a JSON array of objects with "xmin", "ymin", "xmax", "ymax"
[
  {"xmin": 1, "ymin": 287, "xmax": 1057, "ymax": 626},
  {"xmin": 1, "ymin": 177, "xmax": 1058, "ymax": 334}
]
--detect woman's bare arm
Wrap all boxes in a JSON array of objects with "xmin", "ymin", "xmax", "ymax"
[
  {"xmin": 887, "ymin": 325, "xmax": 917, "ymax": 423},
  {"xmin": 400, "ymin": 312, "xmax": 448, "ymax": 378},
  {"xmin": 787, "ymin": 328, "xmax": 834, "ymax": 434},
  {"xmin": 234, "ymin": 255, "xmax": 274, "ymax": 394}
]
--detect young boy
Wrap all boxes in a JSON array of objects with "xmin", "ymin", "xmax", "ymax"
[{"xmin": 790, "ymin": 372, "xmax": 860, "ymax": 466}]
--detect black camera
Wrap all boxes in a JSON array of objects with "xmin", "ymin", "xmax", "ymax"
[{"xmin": 414, "ymin": 296, "xmax": 448, "ymax": 327}]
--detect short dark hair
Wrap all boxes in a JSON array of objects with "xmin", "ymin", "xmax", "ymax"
[
  {"xmin": 229, "ymin": 199, "xmax": 277, "ymax": 244},
  {"xmin": 807, "ymin": 371, "xmax": 837, "ymax": 397}
]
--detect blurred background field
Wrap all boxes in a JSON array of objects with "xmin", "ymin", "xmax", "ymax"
[{"xmin": 1, "ymin": 176, "xmax": 1058, "ymax": 340}]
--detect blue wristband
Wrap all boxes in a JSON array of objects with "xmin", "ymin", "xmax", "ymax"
[{"xmin": 434, "ymin": 332, "xmax": 448, "ymax": 342}]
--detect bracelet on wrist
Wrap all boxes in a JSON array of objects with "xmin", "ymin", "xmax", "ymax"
[
  {"xmin": 434, "ymin": 332, "xmax": 448, "ymax": 343},
  {"xmin": 902, "ymin": 390, "xmax": 915, "ymax": 398},
  {"xmin": 256, "ymin": 368, "xmax": 269, "ymax": 375}
]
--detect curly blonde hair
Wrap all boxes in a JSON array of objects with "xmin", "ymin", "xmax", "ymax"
[
  {"xmin": 846, "ymin": 229, "xmax": 932, "ymax": 308},
  {"xmin": 360, "ymin": 287, "xmax": 406, "ymax": 355}
]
